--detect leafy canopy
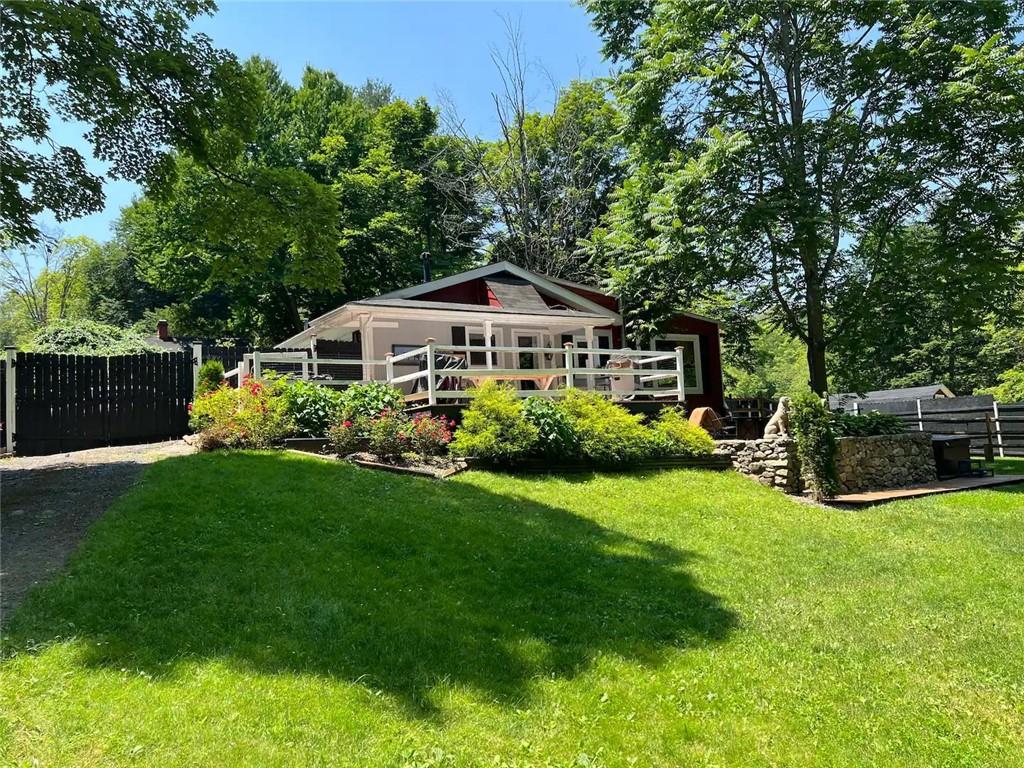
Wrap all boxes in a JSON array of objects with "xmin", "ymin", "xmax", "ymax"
[{"xmin": 584, "ymin": 0, "xmax": 1024, "ymax": 393}]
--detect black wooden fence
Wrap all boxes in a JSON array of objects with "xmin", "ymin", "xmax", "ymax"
[
  {"xmin": 11, "ymin": 351, "xmax": 193, "ymax": 456},
  {"xmin": 840, "ymin": 394, "xmax": 1024, "ymax": 458}
]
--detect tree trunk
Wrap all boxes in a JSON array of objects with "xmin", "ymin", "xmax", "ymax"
[{"xmin": 804, "ymin": 268, "xmax": 829, "ymax": 395}]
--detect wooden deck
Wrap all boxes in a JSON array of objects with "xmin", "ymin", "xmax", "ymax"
[{"xmin": 832, "ymin": 475, "xmax": 1024, "ymax": 506}]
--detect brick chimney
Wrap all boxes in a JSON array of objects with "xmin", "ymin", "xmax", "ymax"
[{"xmin": 156, "ymin": 319, "xmax": 170, "ymax": 341}]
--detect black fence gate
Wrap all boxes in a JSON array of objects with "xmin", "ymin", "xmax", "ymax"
[{"xmin": 12, "ymin": 351, "xmax": 193, "ymax": 456}]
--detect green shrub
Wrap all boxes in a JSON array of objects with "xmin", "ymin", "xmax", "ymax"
[
  {"xmin": 338, "ymin": 381, "xmax": 404, "ymax": 421},
  {"xmin": 789, "ymin": 392, "xmax": 837, "ymax": 500},
  {"xmin": 188, "ymin": 374, "xmax": 293, "ymax": 450},
  {"xmin": 555, "ymin": 390, "xmax": 655, "ymax": 465},
  {"xmin": 31, "ymin": 319, "xmax": 160, "ymax": 355},
  {"xmin": 650, "ymin": 408, "xmax": 715, "ymax": 456},
  {"xmin": 366, "ymin": 409, "xmax": 410, "ymax": 458},
  {"xmin": 450, "ymin": 382, "xmax": 539, "ymax": 462},
  {"xmin": 196, "ymin": 360, "xmax": 225, "ymax": 397},
  {"xmin": 523, "ymin": 396, "xmax": 578, "ymax": 458},
  {"xmin": 283, "ymin": 379, "xmax": 343, "ymax": 437},
  {"xmin": 831, "ymin": 410, "xmax": 904, "ymax": 437}
]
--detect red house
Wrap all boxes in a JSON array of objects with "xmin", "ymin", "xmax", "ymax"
[{"xmin": 276, "ymin": 261, "xmax": 725, "ymax": 411}]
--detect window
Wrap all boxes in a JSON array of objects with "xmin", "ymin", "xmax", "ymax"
[
  {"xmin": 649, "ymin": 335, "xmax": 703, "ymax": 394},
  {"xmin": 466, "ymin": 327, "xmax": 501, "ymax": 367},
  {"xmin": 391, "ymin": 344, "xmax": 423, "ymax": 366}
]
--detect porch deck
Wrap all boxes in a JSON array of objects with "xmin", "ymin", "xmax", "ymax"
[
  {"xmin": 232, "ymin": 341, "xmax": 698, "ymax": 407},
  {"xmin": 831, "ymin": 474, "xmax": 1024, "ymax": 507}
]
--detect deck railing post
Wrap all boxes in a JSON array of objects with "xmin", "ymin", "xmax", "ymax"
[
  {"xmin": 563, "ymin": 342, "xmax": 575, "ymax": 389},
  {"xmin": 4, "ymin": 346, "xmax": 15, "ymax": 455},
  {"xmin": 385, "ymin": 352, "xmax": 395, "ymax": 386},
  {"xmin": 993, "ymin": 401, "xmax": 1005, "ymax": 458},
  {"xmin": 425, "ymin": 338, "xmax": 437, "ymax": 406},
  {"xmin": 674, "ymin": 346, "xmax": 686, "ymax": 404},
  {"xmin": 916, "ymin": 398, "xmax": 924, "ymax": 432},
  {"xmin": 191, "ymin": 342, "xmax": 203, "ymax": 394},
  {"xmin": 253, "ymin": 350, "xmax": 262, "ymax": 379},
  {"xmin": 310, "ymin": 333, "xmax": 319, "ymax": 378}
]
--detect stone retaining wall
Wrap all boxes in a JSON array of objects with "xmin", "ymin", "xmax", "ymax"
[
  {"xmin": 714, "ymin": 437, "xmax": 801, "ymax": 494},
  {"xmin": 834, "ymin": 432, "xmax": 935, "ymax": 494}
]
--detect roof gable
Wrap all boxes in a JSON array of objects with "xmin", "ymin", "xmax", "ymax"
[{"xmin": 372, "ymin": 261, "xmax": 619, "ymax": 319}]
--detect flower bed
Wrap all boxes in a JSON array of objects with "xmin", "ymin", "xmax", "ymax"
[{"xmin": 187, "ymin": 378, "xmax": 716, "ymax": 475}]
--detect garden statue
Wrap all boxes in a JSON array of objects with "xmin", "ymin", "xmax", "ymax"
[{"xmin": 763, "ymin": 396, "xmax": 791, "ymax": 437}]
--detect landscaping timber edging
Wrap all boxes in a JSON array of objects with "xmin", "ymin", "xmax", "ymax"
[{"xmin": 350, "ymin": 457, "xmax": 468, "ymax": 479}]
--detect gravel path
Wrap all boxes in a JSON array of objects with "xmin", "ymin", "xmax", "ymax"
[{"xmin": 1, "ymin": 440, "xmax": 194, "ymax": 628}]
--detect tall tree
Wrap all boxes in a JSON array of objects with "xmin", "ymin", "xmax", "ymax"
[
  {"xmin": 445, "ymin": 25, "xmax": 624, "ymax": 282},
  {"xmin": 0, "ymin": 233, "xmax": 87, "ymax": 330},
  {"xmin": 1, "ymin": 0, "xmax": 252, "ymax": 243},
  {"xmin": 584, "ymin": 0, "xmax": 1024, "ymax": 393},
  {"xmin": 124, "ymin": 59, "xmax": 483, "ymax": 342}
]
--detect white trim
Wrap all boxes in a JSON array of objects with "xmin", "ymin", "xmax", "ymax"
[
  {"xmin": 511, "ymin": 329, "xmax": 546, "ymax": 391},
  {"xmin": 649, "ymin": 334, "xmax": 704, "ymax": 395},
  {"xmin": 465, "ymin": 325, "xmax": 505, "ymax": 369}
]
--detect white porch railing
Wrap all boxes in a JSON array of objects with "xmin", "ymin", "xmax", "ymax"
[{"xmin": 234, "ymin": 342, "xmax": 692, "ymax": 406}]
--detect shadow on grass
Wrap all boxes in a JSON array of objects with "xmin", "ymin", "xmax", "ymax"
[{"xmin": 3, "ymin": 452, "xmax": 736, "ymax": 715}]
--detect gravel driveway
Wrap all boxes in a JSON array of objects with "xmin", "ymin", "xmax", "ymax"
[{"xmin": 1, "ymin": 440, "xmax": 194, "ymax": 628}]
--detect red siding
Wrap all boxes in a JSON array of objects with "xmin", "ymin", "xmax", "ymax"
[
  {"xmin": 661, "ymin": 314, "xmax": 725, "ymax": 412},
  {"xmin": 557, "ymin": 283, "xmax": 620, "ymax": 312},
  {"xmin": 419, "ymin": 278, "xmax": 501, "ymax": 307}
]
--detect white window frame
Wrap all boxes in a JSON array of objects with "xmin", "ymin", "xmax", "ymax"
[
  {"xmin": 510, "ymin": 330, "xmax": 548, "ymax": 371},
  {"xmin": 466, "ymin": 325, "xmax": 504, "ymax": 369},
  {"xmin": 572, "ymin": 330, "xmax": 613, "ymax": 390},
  {"xmin": 649, "ymin": 334, "xmax": 704, "ymax": 395}
]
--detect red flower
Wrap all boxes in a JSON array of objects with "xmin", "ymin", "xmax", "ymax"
[
  {"xmin": 187, "ymin": 403, "xmax": 193, "ymax": 412},
  {"xmin": 343, "ymin": 420, "xmax": 353, "ymax": 428}
]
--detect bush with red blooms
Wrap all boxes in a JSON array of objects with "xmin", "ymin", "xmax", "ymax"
[
  {"xmin": 366, "ymin": 408, "xmax": 410, "ymax": 459},
  {"xmin": 327, "ymin": 417, "xmax": 363, "ymax": 456},
  {"xmin": 405, "ymin": 413, "xmax": 454, "ymax": 458},
  {"xmin": 188, "ymin": 373, "xmax": 292, "ymax": 450}
]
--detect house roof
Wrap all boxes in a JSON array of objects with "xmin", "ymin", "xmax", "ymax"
[
  {"xmin": 482, "ymin": 277, "xmax": 552, "ymax": 313},
  {"xmin": 374, "ymin": 260, "xmax": 620, "ymax": 319},
  {"xmin": 829, "ymin": 383, "xmax": 955, "ymax": 408},
  {"xmin": 348, "ymin": 298, "xmax": 611, "ymax": 320}
]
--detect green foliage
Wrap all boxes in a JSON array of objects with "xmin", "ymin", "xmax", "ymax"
[
  {"xmin": 188, "ymin": 374, "xmax": 293, "ymax": 451},
  {"xmin": 405, "ymin": 413, "xmax": 455, "ymax": 458},
  {"xmin": 327, "ymin": 417, "xmax": 364, "ymax": 456},
  {"xmin": 337, "ymin": 381, "xmax": 404, "ymax": 422},
  {"xmin": 650, "ymin": 408, "xmax": 715, "ymax": 457},
  {"xmin": 477, "ymin": 78, "xmax": 624, "ymax": 281},
  {"xmin": 282, "ymin": 379, "xmax": 343, "ymax": 437},
  {"xmin": 523, "ymin": 396, "xmax": 578, "ymax": 458},
  {"xmin": 365, "ymin": 409, "xmax": 410, "ymax": 459},
  {"xmin": 831, "ymin": 411, "xmax": 905, "ymax": 438},
  {"xmin": 725, "ymin": 325, "xmax": 810, "ymax": 399},
  {"xmin": 1, "ymin": 0, "xmax": 253, "ymax": 244},
  {"xmin": 555, "ymin": 390, "xmax": 655, "ymax": 466},
  {"xmin": 122, "ymin": 59, "xmax": 484, "ymax": 342},
  {"xmin": 584, "ymin": 0, "xmax": 1024, "ymax": 393},
  {"xmin": 979, "ymin": 365, "xmax": 1024, "ymax": 403},
  {"xmin": 830, "ymin": 224, "xmax": 1024, "ymax": 395},
  {"xmin": 30, "ymin": 319, "xmax": 160, "ymax": 355},
  {"xmin": 196, "ymin": 360, "xmax": 225, "ymax": 397},
  {"xmin": 450, "ymin": 382, "xmax": 539, "ymax": 462},
  {"xmin": 789, "ymin": 393, "xmax": 837, "ymax": 501}
]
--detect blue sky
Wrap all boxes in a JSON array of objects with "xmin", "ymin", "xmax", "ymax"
[{"xmin": 48, "ymin": 1, "xmax": 607, "ymax": 242}]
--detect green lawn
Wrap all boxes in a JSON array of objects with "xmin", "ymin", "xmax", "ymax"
[
  {"xmin": 2, "ymin": 453, "xmax": 1023, "ymax": 767},
  {"xmin": 993, "ymin": 455, "xmax": 1024, "ymax": 474}
]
